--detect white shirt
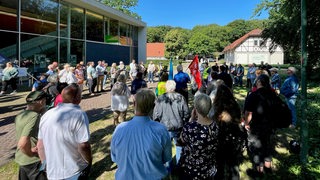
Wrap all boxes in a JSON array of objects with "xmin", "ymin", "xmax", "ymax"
[
  {"xmin": 66, "ymin": 72, "xmax": 78, "ymax": 84},
  {"xmin": 38, "ymin": 103, "xmax": 90, "ymax": 179},
  {"xmin": 59, "ymin": 69, "xmax": 68, "ymax": 83}
]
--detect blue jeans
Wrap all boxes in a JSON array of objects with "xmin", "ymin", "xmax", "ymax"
[
  {"xmin": 148, "ymin": 72, "xmax": 154, "ymax": 82},
  {"xmin": 286, "ymin": 97, "xmax": 297, "ymax": 126}
]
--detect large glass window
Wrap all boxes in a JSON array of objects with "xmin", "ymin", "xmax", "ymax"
[
  {"xmin": 21, "ymin": 0, "xmax": 58, "ymax": 35},
  {"xmin": 60, "ymin": 3, "xmax": 84, "ymax": 39},
  {"xmin": 133, "ymin": 27, "xmax": 138, "ymax": 47},
  {"xmin": 0, "ymin": 31, "xmax": 17, "ymax": 60},
  {"xmin": 119, "ymin": 23, "xmax": 128, "ymax": 45},
  {"xmin": 0, "ymin": 0, "xmax": 18, "ymax": 31},
  {"xmin": 106, "ymin": 19, "xmax": 119, "ymax": 44},
  {"xmin": 21, "ymin": 34, "xmax": 57, "ymax": 73},
  {"xmin": 86, "ymin": 11, "xmax": 103, "ymax": 42},
  {"xmin": 60, "ymin": 39, "xmax": 84, "ymax": 65}
]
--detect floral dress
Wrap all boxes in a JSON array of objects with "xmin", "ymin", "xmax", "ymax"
[{"xmin": 179, "ymin": 121, "xmax": 219, "ymax": 179}]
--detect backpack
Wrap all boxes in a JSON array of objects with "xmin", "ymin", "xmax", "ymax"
[
  {"xmin": 271, "ymin": 94, "xmax": 292, "ymax": 128},
  {"xmin": 259, "ymin": 92, "xmax": 292, "ymax": 128}
]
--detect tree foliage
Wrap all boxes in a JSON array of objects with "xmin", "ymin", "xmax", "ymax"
[
  {"xmin": 98, "ymin": 0, "xmax": 141, "ymax": 19},
  {"xmin": 149, "ymin": 19, "xmax": 265, "ymax": 59},
  {"xmin": 164, "ymin": 29, "xmax": 190, "ymax": 59},
  {"xmin": 147, "ymin": 26, "xmax": 174, "ymax": 43},
  {"xmin": 254, "ymin": 0, "xmax": 320, "ymax": 73}
]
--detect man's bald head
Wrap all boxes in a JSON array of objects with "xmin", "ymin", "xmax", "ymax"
[{"xmin": 62, "ymin": 83, "xmax": 81, "ymax": 104}]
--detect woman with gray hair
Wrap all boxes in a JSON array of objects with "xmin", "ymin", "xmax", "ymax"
[
  {"xmin": 178, "ymin": 93, "xmax": 219, "ymax": 180},
  {"xmin": 153, "ymin": 80, "xmax": 190, "ymax": 167},
  {"xmin": 111, "ymin": 74, "xmax": 131, "ymax": 125}
]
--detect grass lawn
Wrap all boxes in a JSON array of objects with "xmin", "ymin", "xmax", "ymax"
[{"xmin": 0, "ymin": 69, "xmax": 319, "ymax": 179}]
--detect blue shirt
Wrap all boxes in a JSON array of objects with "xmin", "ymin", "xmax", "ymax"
[
  {"xmin": 111, "ymin": 116, "xmax": 172, "ymax": 180},
  {"xmin": 280, "ymin": 75, "xmax": 299, "ymax": 98},
  {"xmin": 174, "ymin": 72, "xmax": 190, "ymax": 90}
]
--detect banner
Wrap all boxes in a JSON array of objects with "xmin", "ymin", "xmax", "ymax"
[
  {"xmin": 188, "ymin": 55, "xmax": 202, "ymax": 89},
  {"xmin": 169, "ymin": 58, "xmax": 173, "ymax": 80}
]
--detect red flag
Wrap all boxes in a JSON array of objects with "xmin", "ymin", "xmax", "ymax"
[{"xmin": 188, "ymin": 55, "xmax": 202, "ymax": 90}]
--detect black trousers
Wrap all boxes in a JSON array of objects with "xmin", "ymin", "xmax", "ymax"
[
  {"xmin": 1, "ymin": 78, "xmax": 17, "ymax": 92},
  {"xmin": 19, "ymin": 161, "xmax": 47, "ymax": 180}
]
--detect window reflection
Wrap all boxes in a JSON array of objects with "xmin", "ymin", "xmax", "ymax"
[
  {"xmin": 21, "ymin": 34, "xmax": 57, "ymax": 73},
  {"xmin": 0, "ymin": 31, "xmax": 17, "ymax": 59},
  {"xmin": 21, "ymin": 0, "xmax": 58, "ymax": 35},
  {"xmin": 60, "ymin": 38, "xmax": 83, "ymax": 65},
  {"xmin": 86, "ymin": 11, "xmax": 103, "ymax": 42},
  {"xmin": 60, "ymin": 3, "xmax": 84, "ymax": 40},
  {"xmin": 107, "ymin": 19, "xmax": 119, "ymax": 44},
  {"xmin": 0, "ymin": 0, "xmax": 18, "ymax": 31}
]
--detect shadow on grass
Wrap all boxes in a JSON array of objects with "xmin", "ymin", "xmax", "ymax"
[
  {"xmin": 89, "ymin": 124, "xmax": 116, "ymax": 180},
  {"xmin": 86, "ymin": 106, "xmax": 112, "ymax": 124}
]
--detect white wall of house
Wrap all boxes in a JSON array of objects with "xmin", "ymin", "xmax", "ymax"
[{"xmin": 225, "ymin": 37, "xmax": 284, "ymax": 65}]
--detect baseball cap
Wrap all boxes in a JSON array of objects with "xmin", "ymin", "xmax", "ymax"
[{"xmin": 26, "ymin": 91, "xmax": 47, "ymax": 103}]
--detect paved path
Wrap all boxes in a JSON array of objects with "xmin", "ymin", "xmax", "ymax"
[{"xmin": 0, "ymin": 82, "xmax": 158, "ymax": 167}]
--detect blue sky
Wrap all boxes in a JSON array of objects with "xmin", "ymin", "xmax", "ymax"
[{"xmin": 132, "ymin": 0, "xmax": 268, "ymax": 29}]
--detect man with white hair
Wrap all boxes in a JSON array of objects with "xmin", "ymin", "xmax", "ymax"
[
  {"xmin": 153, "ymin": 80, "xmax": 190, "ymax": 166},
  {"xmin": 174, "ymin": 65, "xmax": 190, "ymax": 102},
  {"xmin": 280, "ymin": 67, "xmax": 299, "ymax": 128}
]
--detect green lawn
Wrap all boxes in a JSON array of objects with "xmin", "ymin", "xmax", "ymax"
[{"xmin": 1, "ymin": 76, "xmax": 319, "ymax": 179}]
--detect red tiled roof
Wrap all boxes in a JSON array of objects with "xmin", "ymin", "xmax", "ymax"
[
  {"xmin": 223, "ymin": 29, "xmax": 262, "ymax": 52},
  {"xmin": 147, "ymin": 43, "xmax": 165, "ymax": 57}
]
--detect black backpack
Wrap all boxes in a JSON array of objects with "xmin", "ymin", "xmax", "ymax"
[
  {"xmin": 259, "ymin": 92, "xmax": 292, "ymax": 128},
  {"xmin": 271, "ymin": 94, "xmax": 292, "ymax": 128}
]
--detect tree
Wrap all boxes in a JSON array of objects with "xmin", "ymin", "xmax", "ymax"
[
  {"xmin": 98, "ymin": 0, "xmax": 141, "ymax": 19},
  {"xmin": 254, "ymin": 0, "xmax": 320, "ymax": 72},
  {"xmin": 147, "ymin": 26, "xmax": 174, "ymax": 43},
  {"xmin": 164, "ymin": 29, "xmax": 190, "ymax": 59},
  {"xmin": 188, "ymin": 33, "xmax": 215, "ymax": 56}
]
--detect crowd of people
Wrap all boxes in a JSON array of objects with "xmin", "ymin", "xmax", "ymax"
[{"xmin": 11, "ymin": 58, "xmax": 300, "ymax": 179}]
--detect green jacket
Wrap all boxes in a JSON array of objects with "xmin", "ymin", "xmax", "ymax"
[{"xmin": 2, "ymin": 67, "xmax": 19, "ymax": 81}]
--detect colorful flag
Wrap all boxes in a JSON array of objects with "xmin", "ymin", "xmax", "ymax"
[
  {"xmin": 169, "ymin": 58, "xmax": 173, "ymax": 80},
  {"xmin": 188, "ymin": 55, "xmax": 202, "ymax": 90}
]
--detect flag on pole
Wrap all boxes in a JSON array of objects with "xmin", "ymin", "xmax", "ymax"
[
  {"xmin": 188, "ymin": 55, "xmax": 202, "ymax": 90},
  {"xmin": 169, "ymin": 58, "xmax": 173, "ymax": 80}
]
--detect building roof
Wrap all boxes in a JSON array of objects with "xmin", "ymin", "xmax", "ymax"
[
  {"xmin": 223, "ymin": 29, "xmax": 262, "ymax": 52},
  {"xmin": 65, "ymin": 0, "xmax": 146, "ymax": 27},
  {"xmin": 147, "ymin": 43, "xmax": 165, "ymax": 57}
]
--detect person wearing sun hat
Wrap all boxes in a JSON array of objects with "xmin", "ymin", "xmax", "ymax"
[
  {"xmin": 280, "ymin": 67, "xmax": 299, "ymax": 128},
  {"xmin": 14, "ymin": 91, "xmax": 48, "ymax": 179}
]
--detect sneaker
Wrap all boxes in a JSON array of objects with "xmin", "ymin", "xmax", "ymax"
[{"xmin": 10, "ymin": 90, "xmax": 17, "ymax": 95}]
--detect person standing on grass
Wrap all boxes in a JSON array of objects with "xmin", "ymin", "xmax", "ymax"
[
  {"xmin": 0, "ymin": 62, "xmax": 19, "ymax": 95},
  {"xmin": 235, "ymin": 64, "xmax": 244, "ymax": 87},
  {"xmin": 153, "ymin": 80, "xmax": 190, "ymax": 167},
  {"xmin": 243, "ymin": 74, "xmax": 275, "ymax": 176},
  {"xmin": 213, "ymin": 84, "xmax": 246, "ymax": 180},
  {"xmin": 280, "ymin": 67, "xmax": 299, "ymax": 128},
  {"xmin": 178, "ymin": 93, "xmax": 219, "ymax": 180},
  {"xmin": 111, "ymin": 89, "xmax": 172, "ymax": 180},
  {"xmin": 174, "ymin": 64, "xmax": 190, "ymax": 102},
  {"xmin": 37, "ymin": 84, "xmax": 92, "ymax": 180},
  {"xmin": 15, "ymin": 91, "xmax": 48, "ymax": 180},
  {"xmin": 111, "ymin": 74, "xmax": 131, "ymax": 125}
]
